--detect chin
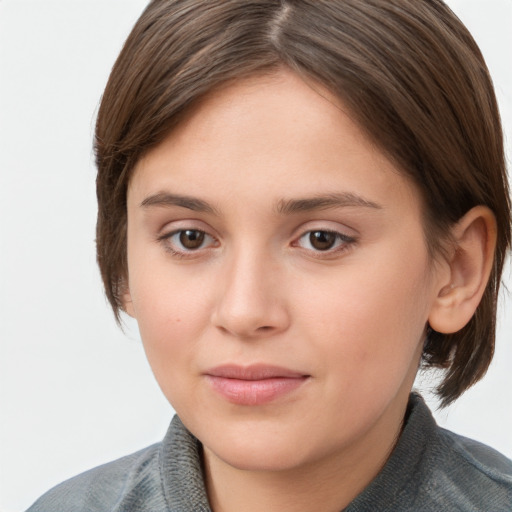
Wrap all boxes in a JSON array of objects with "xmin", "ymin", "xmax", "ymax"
[
  {"xmin": 209, "ymin": 442, "xmax": 310, "ymax": 473},
  {"xmin": 200, "ymin": 421, "xmax": 324, "ymax": 473}
]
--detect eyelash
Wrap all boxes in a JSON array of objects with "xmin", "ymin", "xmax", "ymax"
[
  {"xmin": 157, "ymin": 229, "xmax": 218, "ymax": 258},
  {"xmin": 293, "ymin": 230, "xmax": 356, "ymax": 256},
  {"xmin": 157, "ymin": 228, "xmax": 357, "ymax": 259}
]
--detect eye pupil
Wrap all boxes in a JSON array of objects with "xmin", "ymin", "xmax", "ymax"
[
  {"xmin": 309, "ymin": 231, "xmax": 336, "ymax": 250},
  {"xmin": 179, "ymin": 230, "xmax": 205, "ymax": 249}
]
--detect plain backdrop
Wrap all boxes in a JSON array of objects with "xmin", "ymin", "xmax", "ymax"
[{"xmin": 0, "ymin": 1, "xmax": 511, "ymax": 511}]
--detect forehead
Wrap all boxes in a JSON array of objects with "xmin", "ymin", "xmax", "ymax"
[{"xmin": 129, "ymin": 70, "xmax": 420, "ymax": 216}]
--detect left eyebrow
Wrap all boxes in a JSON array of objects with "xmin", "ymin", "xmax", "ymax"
[
  {"xmin": 275, "ymin": 193, "xmax": 383, "ymax": 214},
  {"xmin": 140, "ymin": 192, "xmax": 218, "ymax": 214}
]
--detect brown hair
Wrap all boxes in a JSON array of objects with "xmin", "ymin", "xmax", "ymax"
[{"xmin": 95, "ymin": 0, "xmax": 511, "ymax": 406}]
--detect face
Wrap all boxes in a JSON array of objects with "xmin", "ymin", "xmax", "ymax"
[{"xmin": 124, "ymin": 71, "xmax": 445, "ymax": 476}]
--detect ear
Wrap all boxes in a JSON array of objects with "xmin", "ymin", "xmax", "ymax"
[
  {"xmin": 428, "ymin": 206, "xmax": 497, "ymax": 334},
  {"xmin": 121, "ymin": 281, "xmax": 136, "ymax": 318}
]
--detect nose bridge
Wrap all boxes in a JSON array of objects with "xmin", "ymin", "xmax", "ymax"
[{"xmin": 212, "ymin": 242, "xmax": 289, "ymax": 338}]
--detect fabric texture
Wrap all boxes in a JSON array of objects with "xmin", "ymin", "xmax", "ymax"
[{"xmin": 27, "ymin": 394, "xmax": 512, "ymax": 511}]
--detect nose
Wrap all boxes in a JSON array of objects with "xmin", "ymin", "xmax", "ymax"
[{"xmin": 211, "ymin": 248, "xmax": 290, "ymax": 339}]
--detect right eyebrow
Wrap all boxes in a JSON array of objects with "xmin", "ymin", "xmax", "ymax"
[
  {"xmin": 140, "ymin": 192, "xmax": 217, "ymax": 214},
  {"xmin": 275, "ymin": 192, "xmax": 382, "ymax": 214}
]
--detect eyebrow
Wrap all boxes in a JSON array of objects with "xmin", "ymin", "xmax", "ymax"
[
  {"xmin": 140, "ymin": 192, "xmax": 217, "ymax": 214},
  {"xmin": 140, "ymin": 191, "xmax": 382, "ymax": 216},
  {"xmin": 276, "ymin": 193, "xmax": 382, "ymax": 214}
]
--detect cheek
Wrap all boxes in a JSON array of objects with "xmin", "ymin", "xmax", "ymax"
[
  {"xmin": 294, "ymin": 248, "xmax": 431, "ymax": 383},
  {"xmin": 128, "ymin": 266, "xmax": 213, "ymax": 390},
  {"xmin": 300, "ymin": 261, "xmax": 429, "ymax": 331}
]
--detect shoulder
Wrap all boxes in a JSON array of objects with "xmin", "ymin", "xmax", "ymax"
[
  {"xmin": 347, "ymin": 394, "xmax": 512, "ymax": 511},
  {"xmin": 439, "ymin": 426, "xmax": 512, "ymax": 478},
  {"xmin": 431, "ymin": 426, "xmax": 512, "ymax": 504},
  {"xmin": 407, "ymin": 395, "xmax": 512, "ymax": 511},
  {"xmin": 26, "ymin": 415, "xmax": 210, "ymax": 512},
  {"xmin": 26, "ymin": 442, "xmax": 167, "ymax": 512}
]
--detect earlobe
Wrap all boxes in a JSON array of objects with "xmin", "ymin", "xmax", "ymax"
[
  {"xmin": 121, "ymin": 286, "xmax": 136, "ymax": 318},
  {"xmin": 428, "ymin": 206, "xmax": 497, "ymax": 334}
]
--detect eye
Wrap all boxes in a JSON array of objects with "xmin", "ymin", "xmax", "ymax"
[
  {"xmin": 160, "ymin": 229, "xmax": 217, "ymax": 254},
  {"xmin": 296, "ymin": 230, "xmax": 355, "ymax": 252},
  {"xmin": 177, "ymin": 229, "xmax": 206, "ymax": 250}
]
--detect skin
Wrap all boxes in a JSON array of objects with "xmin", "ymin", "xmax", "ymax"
[{"xmin": 123, "ymin": 70, "xmax": 487, "ymax": 511}]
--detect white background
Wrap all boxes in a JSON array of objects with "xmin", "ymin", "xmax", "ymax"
[{"xmin": 0, "ymin": 1, "xmax": 511, "ymax": 511}]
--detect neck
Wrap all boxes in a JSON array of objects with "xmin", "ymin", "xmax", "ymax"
[{"xmin": 203, "ymin": 392, "xmax": 409, "ymax": 512}]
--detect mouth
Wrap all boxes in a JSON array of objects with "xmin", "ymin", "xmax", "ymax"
[{"xmin": 204, "ymin": 364, "xmax": 310, "ymax": 406}]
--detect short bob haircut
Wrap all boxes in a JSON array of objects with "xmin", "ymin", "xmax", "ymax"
[{"xmin": 95, "ymin": 0, "xmax": 511, "ymax": 406}]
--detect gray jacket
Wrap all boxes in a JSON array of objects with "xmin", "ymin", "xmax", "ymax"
[{"xmin": 27, "ymin": 394, "xmax": 512, "ymax": 511}]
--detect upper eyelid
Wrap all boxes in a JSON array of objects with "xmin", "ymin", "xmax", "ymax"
[
  {"xmin": 294, "ymin": 229, "xmax": 356, "ymax": 245},
  {"xmin": 157, "ymin": 218, "xmax": 215, "ymax": 236},
  {"xmin": 293, "ymin": 221, "xmax": 358, "ymax": 239},
  {"xmin": 159, "ymin": 227, "xmax": 215, "ymax": 241},
  {"xmin": 155, "ymin": 221, "xmax": 357, "ymax": 245}
]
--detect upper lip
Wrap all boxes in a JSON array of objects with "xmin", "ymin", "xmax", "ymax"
[{"xmin": 204, "ymin": 364, "xmax": 309, "ymax": 380}]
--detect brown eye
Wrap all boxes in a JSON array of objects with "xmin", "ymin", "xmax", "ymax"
[
  {"xmin": 179, "ymin": 230, "xmax": 205, "ymax": 250},
  {"xmin": 309, "ymin": 231, "xmax": 337, "ymax": 251},
  {"xmin": 295, "ymin": 229, "xmax": 355, "ymax": 254},
  {"xmin": 160, "ymin": 228, "xmax": 217, "ymax": 256}
]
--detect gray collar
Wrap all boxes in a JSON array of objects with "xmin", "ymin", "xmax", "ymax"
[{"xmin": 158, "ymin": 394, "xmax": 434, "ymax": 511}]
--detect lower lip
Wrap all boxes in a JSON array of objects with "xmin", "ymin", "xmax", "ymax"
[{"xmin": 205, "ymin": 376, "xmax": 308, "ymax": 405}]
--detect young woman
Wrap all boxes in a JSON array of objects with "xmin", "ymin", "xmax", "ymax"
[{"xmin": 28, "ymin": 1, "xmax": 511, "ymax": 510}]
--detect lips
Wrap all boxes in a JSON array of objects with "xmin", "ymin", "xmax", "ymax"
[{"xmin": 204, "ymin": 364, "xmax": 309, "ymax": 406}]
